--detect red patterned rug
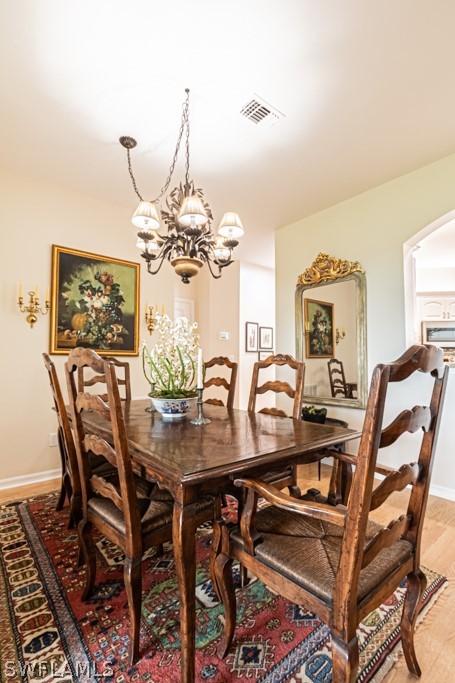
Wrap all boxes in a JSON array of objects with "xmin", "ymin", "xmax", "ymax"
[{"xmin": 0, "ymin": 493, "xmax": 447, "ymax": 682}]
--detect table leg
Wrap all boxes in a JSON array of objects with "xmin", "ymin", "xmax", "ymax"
[{"xmin": 173, "ymin": 501, "xmax": 197, "ymax": 683}]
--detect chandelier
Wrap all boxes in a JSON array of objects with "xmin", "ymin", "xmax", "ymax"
[{"xmin": 119, "ymin": 89, "xmax": 245, "ymax": 283}]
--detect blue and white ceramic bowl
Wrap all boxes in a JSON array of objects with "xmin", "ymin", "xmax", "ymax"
[{"xmin": 151, "ymin": 396, "xmax": 197, "ymax": 421}]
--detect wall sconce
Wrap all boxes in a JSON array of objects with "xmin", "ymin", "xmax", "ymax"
[
  {"xmin": 17, "ymin": 285, "xmax": 50, "ymax": 328},
  {"xmin": 335, "ymin": 327, "xmax": 346, "ymax": 345},
  {"xmin": 145, "ymin": 304, "xmax": 166, "ymax": 335}
]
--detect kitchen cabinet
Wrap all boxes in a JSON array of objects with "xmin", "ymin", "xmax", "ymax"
[{"xmin": 418, "ymin": 296, "xmax": 455, "ymax": 320}]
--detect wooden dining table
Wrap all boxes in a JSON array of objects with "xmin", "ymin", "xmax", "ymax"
[{"xmin": 81, "ymin": 398, "xmax": 360, "ymax": 682}]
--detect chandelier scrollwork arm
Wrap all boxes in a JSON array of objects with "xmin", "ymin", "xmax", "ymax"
[{"xmin": 206, "ymin": 257, "xmax": 223, "ymax": 279}]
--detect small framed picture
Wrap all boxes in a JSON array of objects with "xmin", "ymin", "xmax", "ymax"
[
  {"xmin": 259, "ymin": 326, "xmax": 274, "ymax": 350},
  {"xmin": 245, "ymin": 321, "xmax": 259, "ymax": 352}
]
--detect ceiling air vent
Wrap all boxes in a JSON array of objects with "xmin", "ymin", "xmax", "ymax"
[{"xmin": 240, "ymin": 95, "xmax": 284, "ymax": 126}]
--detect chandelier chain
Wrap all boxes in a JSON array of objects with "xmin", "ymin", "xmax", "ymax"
[
  {"xmin": 185, "ymin": 98, "xmax": 190, "ymax": 188},
  {"xmin": 126, "ymin": 148, "xmax": 143, "ymax": 201},
  {"xmin": 153, "ymin": 89, "xmax": 190, "ymax": 203}
]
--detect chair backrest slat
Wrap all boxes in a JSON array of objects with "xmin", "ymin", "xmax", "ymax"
[
  {"xmin": 248, "ymin": 354, "xmax": 304, "ymax": 420},
  {"xmin": 204, "ymin": 356, "xmax": 238, "ymax": 409},
  {"xmin": 84, "ymin": 434, "xmax": 118, "ymax": 469},
  {"xmin": 379, "ymin": 406, "xmax": 432, "ymax": 448},
  {"xmin": 361, "ymin": 514, "xmax": 412, "ymax": 569}
]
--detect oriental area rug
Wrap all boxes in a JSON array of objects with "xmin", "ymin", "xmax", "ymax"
[{"xmin": 0, "ymin": 493, "xmax": 447, "ymax": 683}]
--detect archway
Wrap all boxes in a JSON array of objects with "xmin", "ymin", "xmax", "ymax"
[{"xmin": 403, "ymin": 210, "xmax": 455, "ymax": 346}]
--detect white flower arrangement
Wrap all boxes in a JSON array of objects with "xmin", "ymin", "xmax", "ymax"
[{"xmin": 142, "ymin": 315, "xmax": 200, "ymax": 398}]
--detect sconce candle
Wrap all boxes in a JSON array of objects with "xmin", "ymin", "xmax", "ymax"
[{"xmin": 145, "ymin": 304, "xmax": 157, "ymax": 335}]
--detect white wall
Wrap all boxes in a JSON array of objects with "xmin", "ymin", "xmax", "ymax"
[
  {"xmin": 276, "ymin": 152, "xmax": 455, "ymax": 496},
  {"xmin": 0, "ymin": 169, "xmax": 194, "ymax": 482},
  {"xmin": 239, "ymin": 263, "xmax": 276, "ymax": 410},
  {"xmin": 416, "ymin": 266, "xmax": 455, "ymax": 292}
]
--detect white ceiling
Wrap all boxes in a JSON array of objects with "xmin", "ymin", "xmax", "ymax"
[
  {"xmin": 2, "ymin": 1, "xmax": 455, "ymax": 267},
  {"xmin": 415, "ymin": 220, "xmax": 455, "ymax": 268}
]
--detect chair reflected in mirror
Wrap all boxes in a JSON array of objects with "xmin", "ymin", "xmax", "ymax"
[{"xmin": 328, "ymin": 358, "xmax": 357, "ymax": 399}]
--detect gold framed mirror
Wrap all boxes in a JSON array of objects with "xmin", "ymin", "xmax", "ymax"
[{"xmin": 295, "ymin": 253, "xmax": 367, "ymax": 408}]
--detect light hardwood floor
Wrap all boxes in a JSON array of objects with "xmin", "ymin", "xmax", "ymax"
[
  {"xmin": 0, "ymin": 478, "xmax": 61, "ymax": 505},
  {"xmin": 0, "ymin": 466, "xmax": 453, "ymax": 681}
]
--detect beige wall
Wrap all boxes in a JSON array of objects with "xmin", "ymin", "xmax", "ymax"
[
  {"xmin": 276, "ymin": 152, "xmax": 455, "ymax": 496},
  {"xmin": 194, "ymin": 261, "xmax": 276, "ymax": 410},
  {"xmin": 195, "ymin": 263, "xmax": 240, "ymax": 405},
  {"xmin": 416, "ymin": 266, "xmax": 455, "ymax": 292},
  {"xmin": 0, "ymin": 170, "xmax": 194, "ymax": 482}
]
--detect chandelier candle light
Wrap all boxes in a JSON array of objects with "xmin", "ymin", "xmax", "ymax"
[
  {"xmin": 191, "ymin": 347, "xmax": 211, "ymax": 426},
  {"xmin": 120, "ymin": 89, "xmax": 245, "ymax": 283}
]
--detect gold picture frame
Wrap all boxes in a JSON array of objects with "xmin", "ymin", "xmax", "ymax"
[{"xmin": 50, "ymin": 245, "xmax": 140, "ymax": 356}]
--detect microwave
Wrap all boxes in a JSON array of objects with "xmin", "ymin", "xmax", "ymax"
[{"xmin": 422, "ymin": 321, "xmax": 455, "ymax": 347}]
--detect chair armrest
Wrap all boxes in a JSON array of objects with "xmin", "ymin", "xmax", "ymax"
[
  {"xmin": 233, "ymin": 478, "xmax": 347, "ymax": 527},
  {"xmin": 329, "ymin": 451, "xmax": 397, "ymax": 478}
]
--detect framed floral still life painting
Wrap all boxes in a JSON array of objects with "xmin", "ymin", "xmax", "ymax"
[
  {"xmin": 50, "ymin": 245, "xmax": 140, "ymax": 355},
  {"xmin": 304, "ymin": 298, "xmax": 334, "ymax": 358}
]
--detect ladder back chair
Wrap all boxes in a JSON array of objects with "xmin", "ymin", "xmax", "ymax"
[
  {"xmin": 248, "ymin": 353, "xmax": 304, "ymax": 419},
  {"xmin": 328, "ymin": 358, "xmax": 347, "ymax": 398},
  {"xmin": 78, "ymin": 356, "xmax": 132, "ymax": 402},
  {"xmin": 42, "ymin": 353, "xmax": 79, "ymax": 524},
  {"xmin": 213, "ymin": 345, "xmax": 448, "ymax": 683},
  {"xmin": 204, "ymin": 356, "xmax": 238, "ymax": 409},
  {"xmin": 247, "ymin": 353, "xmax": 305, "ymax": 497},
  {"xmin": 66, "ymin": 348, "xmax": 214, "ymax": 664},
  {"xmin": 44, "ymin": 352, "xmax": 132, "ymax": 532}
]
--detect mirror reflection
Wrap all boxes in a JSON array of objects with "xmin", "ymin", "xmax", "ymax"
[
  {"xmin": 295, "ymin": 253, "xmax": 367, "ymax": 408},
  {"xmin": 303, "ymin": 280, "xmax": 358, "ymax": 400}
]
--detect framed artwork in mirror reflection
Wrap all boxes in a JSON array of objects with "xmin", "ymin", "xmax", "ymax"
[{"xmin": 304, "ymin": 298, "xmax": 334, "ymax": 358}]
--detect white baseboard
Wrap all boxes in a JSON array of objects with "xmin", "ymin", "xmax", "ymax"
[
  {"xmin": 429, "ymin": 484, "xmax": 455, "ymax": 502},
  {"xmin": 374, "ymin": 473, "xmax": 455, "ymax": 502},
  {"xmin": 321, "ymin": 462, "xmax": 455, "ymax": 503},
  {"xmin": 0, "ymin": 468, "xmax": 61, "ymax": 492}
]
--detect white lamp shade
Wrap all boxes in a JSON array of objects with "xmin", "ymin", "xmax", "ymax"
[
  {"xmin": 218, "ymin": 212, "xmax": 244, "ymax": 239},
  {"xmin": 131, "ymin": 201, "xmax": 160, "ymax": 230},
  {"xmin": 214, "ymin": 238, "xmax": 231, "ymax": 263},
  {"xmin": 177, "ymin": 195, "xmax": 208, "ymax": 227},
  {"xmin": 136, "ymin": 233, "xmax": 160, "ymax": 252},
  {"xmin": 214, "ymin": 246, "xmax": 230, "ymax": 263}
]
